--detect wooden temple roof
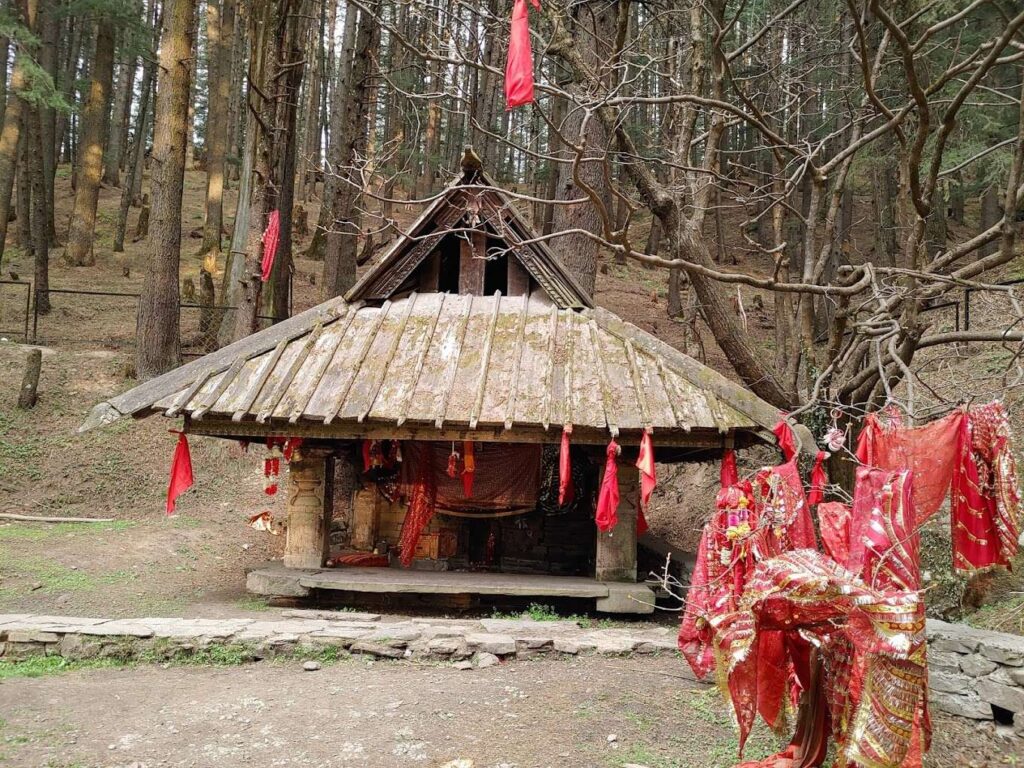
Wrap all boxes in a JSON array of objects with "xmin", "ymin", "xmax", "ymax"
[{"xmin": 81, "ymin": 292, "xmax": 793, "ymax": 450}]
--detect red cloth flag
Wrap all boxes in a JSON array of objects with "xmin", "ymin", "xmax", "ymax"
[
  {"xmin": 720, "ymin": 448, "xmax": 739, "ymax": 487},
  {"xmin": 505, "ymin": 0, "xmax": 541, "ymax": 109},
  {"xmin": 166, "ymin": 431, "xmax": 194, "ymax": 515},
  {"xmin": 635, "ymin": 432, "xmax": 655, "ymax": 536},
  {"xmin": 595, "ymin": 439, "xmax": 620, "ymax": 532},
  {"xmin": 773, "ymin": 419, "xmax": 797, "ymax": 461},
  {"xmin": 807, "ymin": 450, "xmax": 828, "ymax": 507},
  {"xmin": 558, "ymin": 427, "xmax": 574, "ymax": 505},
  {"xmin": 462, "ymin": 441, "xmax": 475, "ymax": 498},
  {"xmin": 261, "ymin": 210, "xmax": 281, "ymax": 282}
]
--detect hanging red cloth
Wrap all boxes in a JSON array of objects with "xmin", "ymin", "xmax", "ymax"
[
  {"xmin": 558, "ymin": 427, "xmax": 574, "ymax": 506},
  {"xmin": 398, "ymin": 458, "xmax": 437, "ymax": 566},
  {"xmin": 260, "ymin": 209, "xmax": 281, "ymax": 282},
  {"xmin": 773, "ymin": 419, "xmax": 797, "ymax": 461},
  {"xmin": 635, "ymin": 432, "xmax": 655, "ymax": 536},
  {"xmin": 952, "ymin": 403, "xmax": 1022, "ymax": 571},
  {"xmin": 595, "ymin": 439, "xmax": 620, "ymax": 532},
  {"xmin": 505, "ymin": 0, "xmax": 541, "ymax": 109},
  {"xmin": 807, "ymin": 450, "xmax": 828, "ymax": 507},
  {"xmin": 720, "ymin": 448, "xmax": 739, "ymax": 487},
  {"xmin": 462, "ymin": 441, "xmax": 475, "ymax": 498},
  {"xmin": 166, "ymin": 430, "xmax": 194, "ymax": 515}
]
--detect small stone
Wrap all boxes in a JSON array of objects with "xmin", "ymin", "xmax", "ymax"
[
  {"xmin": 465, "ymin": 633, "xmax": 516, "ymax": 656},
  {"xmin": 30, "ymin": 582, "xmax": 43, "ymax": 591},
  {"xmin": 302, "ymin": 660, "xmax": 321, "ymax": 672},
  {"xmin": 959, "ymin": 655, "xmax": 997, "ymax": 677},
  {"xmin": 976, "ymin": 679, "xmax": 1024, "ymax": 714},
  {"xmin": 454, "ymin": 660, "xmax": 473, "ymax": 671},
  {"xmin": 475, "ymin": 652, "xmax": 500, "ymax": 669},
  {"xmin": 607, "ymin": 734, "xmax": 618, "ymax": 743},
  {"xmin": 553, "ymin": 639, "xmax": 580, "ymax": 655}
]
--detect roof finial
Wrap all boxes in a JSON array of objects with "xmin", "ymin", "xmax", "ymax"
[{"xmin": 462, "ymin": 145, "xmax": 483, "ymax": 176}]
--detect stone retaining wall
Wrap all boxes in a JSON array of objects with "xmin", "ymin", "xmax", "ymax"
[
  {"xmin": 927, "ymin": 619, "xmax": 1024, "ymax": 738},
  {"xmin": 3, "ymin": 613, "xmax": 1023, "ymax": 738}
]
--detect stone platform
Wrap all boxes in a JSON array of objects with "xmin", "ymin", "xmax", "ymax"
[{"xmin": 245, "ymin": 563, "xmax": 657, "ymax": 614}]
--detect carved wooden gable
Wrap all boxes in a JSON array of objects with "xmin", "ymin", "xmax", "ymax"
[{"xmin": 346, "ymin": 170, "xmax": 592, "ymax": 309}]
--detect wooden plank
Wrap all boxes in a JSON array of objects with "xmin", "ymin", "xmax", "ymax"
[
  {"xmin": 255, "ymin": 323, "xmax": 325, "ymax": 423},
  {"xmin": 335, "ymin": 296, "xmax": 418, "ymax": 422},
  {"xmin": 249, "ymin": 342, "xmax": 306, "ymax": 419},
  {"xmin": 442, "ymin": 296, "xmax": 493, "ymax": 426},
  {"xmin": 186, "ymin": 416, "xmax": 732, "ymax": 449},
  {"xmin": 507, "ymin": 257, "xmax": 530, "ymax": 297},
  {"xmin": 623, "ymin": 339, "xmax": 652, "ymax": 431},
  {"xmin": 276, "ymin": 305, "xmax": 360, "ymax": 422},
  {"xmin": 502, "ymin": 294, "xmax": 531, "ymax": 429},
  {"xmin": 593, "ymin": 321, "xmax": 646, "ymax": 433},
  {"xmin": 191, "ymin": 355, "xmax": 248, "ymax": 419},
  {"xmin": 230, "ymin": 339, "xmax": 290, "ymax": 422},
  {"xmin": 468, "ymin": 292, "xmax": 503, "ymax": 429},
  {"xmin": 418, "ymin": 252, "xmax": 440, "ymax": 291},
  {"xmin": 633, "ymin": 351, "xmax": 677, "ymax": 430},
  {"xmin": 394, "ymin": 293, "xmax": 445, "ymax": 426},
  {"xmin": 85, "ymin": 296, "xmax": 349, "ymax": 426},
  {"xmin": 561, "ymin": 309, "xmax": 577, "ymax": 428},
  {"xmin": 458, "ymin": 230, "xmax": 487, "ymax": 295},
  {"xmin": 369, "ymin": 293, "xmax": 444, "ymax": 424},
  {"xmin": 401, "ymin": 293, "xmax": 472, "ymax": 424},
  {"xmin": 477, "ymin": 293, "xmax": 529, "ymax": 426},
  {"xmin": 303, "ymin": 305, "xmax": 387, "ymax": 421},
  {"xmin": 164, "ymin": 367, "xmax": 215, "ymax": 418},
  {"xmin": 522, "ymin": 302, "xmax": 559, "ymax": 430},
  {"xmin": 571, "ymin": 315, "xmax": 606, "ymax": 430}
]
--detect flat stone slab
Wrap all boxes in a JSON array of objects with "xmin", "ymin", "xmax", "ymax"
[{"xmin": 280, "ymin": 609, "xmax": 381, "ymax": 622}]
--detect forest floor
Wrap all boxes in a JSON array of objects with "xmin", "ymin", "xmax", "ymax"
[{"xmin": 0, "ymin": 654, "xmax": 1018, "ymax": 768}]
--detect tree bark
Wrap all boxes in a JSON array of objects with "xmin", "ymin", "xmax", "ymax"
[
  {"xmin": 0, "ymin": 0, "xmax": 37, "ymax": 273},
  {"xmin": 322, "ymin": 6, "xmax": 376, "ymax": 298},
  {"xmin": 29, "ymin": 105, "xmax": 48, "ymax": 315},
  {"xmin": 136, "ymin": 0, "xmax": 197, "ymax": 379},
  {"xmin": 103, "ymin": 39, "xmax": 134, "ymax": 186},
  {"xmin": 64, "ymin": 22, "xmax": 115, "ymax": 266},
  {"xmin": 114, "ymin": 47, "xmax": 155, "ymax": 253},
  {"xmin": 201, "ymin": 0, "xmax": 233, "ymax": 258}
]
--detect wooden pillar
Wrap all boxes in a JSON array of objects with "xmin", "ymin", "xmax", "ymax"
[
  {"xmin": 595, "ymin": 462, "xmax": 638, "ymax": 582},
  {"xmin": 283, "ymin": 448, "xmax": 333, "ymax": 569},
  {"xmin": 459, "ymin": 229, "xmax": 486, "ymax": 294}
]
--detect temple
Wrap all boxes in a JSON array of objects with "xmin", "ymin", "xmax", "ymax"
[{"xmin": 81, "ymin": 156, "xmax": 808, "ymax": 614}]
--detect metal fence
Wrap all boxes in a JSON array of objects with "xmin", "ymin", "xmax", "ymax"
[{"xmin": 0, "ymin": 283, "xmax": 278, "ymax": 356}]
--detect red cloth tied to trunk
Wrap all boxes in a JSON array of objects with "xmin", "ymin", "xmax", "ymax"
[
  {"xmin": 166, "ymin": 431, "xmax": 194, "ymax": 515},
  {"xmin": 505, "ymin": 0, "xmax": 541, "ymax": 109},
  {"xmin": 807, "ymin": 450, "xmax": 828, "ymax": 507},
  {"xmin": 595, "ymin": 439, "xmax": 620, "ymax": 532},
  {"xmin": 558, "ymin": 427, "xmax": 574, "ymax": 505},
  {"xmin": 773, "ymin": 419, "xmax": 798, "ymax": 461},
  {"xmin": 635, "ymin": 432, "xmax": 655, "ymax": 536},
  {"xmin": 260, "ymin": 209, "xmax": 281, "ymax": 282}
]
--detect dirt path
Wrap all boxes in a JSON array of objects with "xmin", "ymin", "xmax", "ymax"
[{"xmin": 0, "ymin": 656, "xmax": 1016, "ymax": 768}]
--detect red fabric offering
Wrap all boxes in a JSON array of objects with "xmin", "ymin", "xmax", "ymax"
[
  {"xmin": 952, "ymin": 403, "xmax": 1022, "ymax": 571},
  {"xmin": 818, "ymin": 501, "xmax": 853, "ymax": 567},
  {"xmin": 856, "ymin": 409, "xmax": 963, "ymax": 525},
  {"xmin": 260, "ymin": 210, "xmax": 280, "ymax": 282},
  {"xmin": 558, "ymin": 427, "xmax": 574, "ymax": 505},
  {"xmin": 595, "ymin": 440, "xmax": 620, "ymax": 532},
  {"xmin": 807, "ymin": 450, "xmax": 828, "ymax": 507},
  {"xmin": 721, "ymin": 448, "xmax": 739, "ymax": 487},
  {"xmin": 462, "ymin": 441, "xmax": 475, "ymax": 498},
  {"xmin": 166, "ymin": 431, "xmax": 194, "ymax": 515},
  {"xmin": 635, "ymin": 432, "xmax": 655, "ymax": 536},
  {"xmin": 773, "ymin": 419, "xmax": 797, "ymax": 461},
  {"xmin": 397, "ymin": 459, "xmax": 437, "ymax": 566},
  {"xmin": 505, "ymin": 0, "xmax": 540, "ymax": 109}
]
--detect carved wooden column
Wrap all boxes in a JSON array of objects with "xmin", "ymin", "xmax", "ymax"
[
  {"xmin": 283, "ymin": 447, "xmax": 333, "ymax": 569},
  {"xmin": 595, "ymin": 463, "xmax": 639, "ymax": 582}
]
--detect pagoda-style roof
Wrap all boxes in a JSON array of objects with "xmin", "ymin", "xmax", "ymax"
[{"xmin": 81, "ymin": 292, "xmax": 793, "ymax": 450}]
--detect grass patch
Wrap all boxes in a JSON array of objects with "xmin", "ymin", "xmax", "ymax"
[
  {"xmin": 236, "ymin": 595, "xmax": 273, "ymax": 612},
  {"xmin": 0, "ymin": 556, "xmax": 135, "ymax": 594},
  {"xmin": 0, "ymin": 521, "xmax": 133, "ymax": 542},
  {"xmin": 489, "ymin": 602, "xmax": 617, "ymax": 628},
  {"xmin": 0, "ymin": 656, "xmax": 124, "ymax": 680}
]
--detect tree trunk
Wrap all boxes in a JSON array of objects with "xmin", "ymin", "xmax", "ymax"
[
  {"xmin": 0, "ymin": 0, "xmax": 37, "ymax": 273},
  {"xmin": 103, "ymin": 41, "xmax": 134, "ymax": 186},
  {"xmin": 29, "ymin": 105, "xmax": 48, "ymax": 315},
  {"xmin": 115, "ymin": 48, "xmax": 156, "ymax": 253},
  {"xmin": 201, "ymin": 0, "xmax": 233, "ymax": 258},
  {"xmin": 16, "ymin": 130, "xmax": 31, "ymax": 255},
  {"xmin": 550, "ymin": 1, "xmax": 618, "ymax": 299},
  {"xmin": 136, "ymin": 0, "xmax": 197, "ymax": 379},
  {"xmin": 38, "ymin": 2, "xmax": 58, "ymax": 246},
  {"xmin": 64, "ymin": 22, "xmax": 115, "ymax": 267},
  {"xmin": 322, "ymin": 6, "xmax": 376, "ymax": 298}
]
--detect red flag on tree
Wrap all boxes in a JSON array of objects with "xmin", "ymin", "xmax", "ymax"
[
  {"xmin": 166, "ymin": 431, "xmax": 194, "ymax": 515},
  {"xmin": 505, "ymin": 0, "xmax": 541, "ymax": 109}
]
